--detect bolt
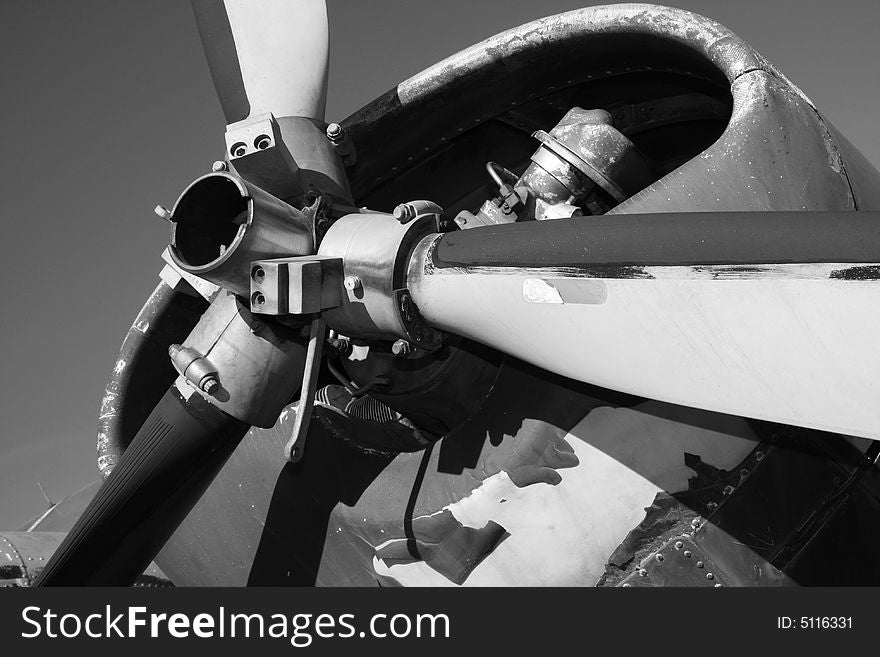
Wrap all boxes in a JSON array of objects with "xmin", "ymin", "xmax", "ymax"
[
  {"xmin": 200, "ymin": 376, "xmax": 219, "ymax": 395},
  {"xmin": 622, "ymin": 583, "xmax": 631, "ymax": 587},
  {"xmin": 714, "ymin": 583, "xmax": 723, "ymax": 588},
  {"xmin": 696, "ymin": 561, "xmax": 704, "ymax": 568},
  {"xmin": 326, "ymin": 123, "xmax": 344, "ymax": 141},
  {"xmin": 637, "ymin": 569, "xmax": 647, "ymax": 577},
  {"xmin": 391, "ymin": 339, "xmax": 412, "ymax": 357},
  {"xmin": 154, "ymin": 204, "xmax": 173, "ymax": 223},
  {"xmin": 755, "ymin": 450, "xmax": 765, "ymax": 461},
  {"xmin": 393, "ymin": 203, "xmax": 416, "ymax": 223},
  {"xmin": 722, "ymin": 485, "xmax": 735, "ymax": 496},
  {"xmin": 344, "ymin": 275, "xmax": 362, "ymax": 292},
  {"xmin": 739, "ymin": 468, "xmax": 749, "ymax": 478},
  {"xmin": 683, "ymin": 550, "xmax": 692, "ymax": 558},
  {"xmin": 655, "ymin": 553, "xmax": 664, "ymax": 563},
  {"xmin": 212, "ymin": 160, "xmax": 228, "ymax": 172},
  {"xmin": 674, "ymin": 541, "xmax": 683, "ymax": 550},
  {"xmin": 706, "ymin": 572, "xmax": 714, "ymax": 580},
  {"xmin": 691, "ymin": 517, "xmax": 702, "ymax": 528},
  {"xmin": 707, "ymin": 501, "xmax": 718, "ymax": 511}
]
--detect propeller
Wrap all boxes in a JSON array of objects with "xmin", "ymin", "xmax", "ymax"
[
  {"xmin": 36, "ymin": 0, "xmax": 331, "ymax": 586},
  {"xmin": 406, "ymin": 210, "xmax": 880, "ymax": 440}
]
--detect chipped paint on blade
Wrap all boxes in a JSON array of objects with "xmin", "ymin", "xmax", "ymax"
[{"xmin": 523, "ymin": 278, "xmax": 608, "ymax": 303}]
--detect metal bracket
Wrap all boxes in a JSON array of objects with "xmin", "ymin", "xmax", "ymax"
[
  {"xmin": 225, "ymin": 112, "xmax": 304, "ymax": 202},
  {"xmin": 250, "ymin": 256, "xmax": 343, "ymax": 316}
]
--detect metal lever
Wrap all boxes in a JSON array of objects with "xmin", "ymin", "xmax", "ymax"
[{"xmin": 284, "ymin": 316, "xmax": 325, "ymax": 463}]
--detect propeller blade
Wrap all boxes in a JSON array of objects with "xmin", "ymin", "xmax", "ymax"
[
  {"xmin": 35, "ymin": 386, "xmax": 248, "ymax": 586},
  {"xmin": 191, "ymin": 0, "xmax": 329, "ymax": 122},
  {"xmin": 409, "ymin": 211, "xmax": 880, "ymax": 439}
]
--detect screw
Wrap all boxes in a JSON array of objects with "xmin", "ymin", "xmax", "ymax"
[
  {"xmin": 674, "ymin": 541, "xmax": 683, "ymax": 550},
  {"xmin": 392, "ymin": 339, "xmax": 412, "ymax": 357},
  {"xmin": 252, "ymin": 266, "xmax": 266, "ymax": 283},
  {"xmin": 637, "ymin": 569, "xmax": 647, "ymax": 577},
  {"xmin": 714, "ymin": 583, "xmax": 723, "ymax": 588},
  {"xmin": 393, "ymin": 203, "xmax": 416, "ymax": 223},
  {"xmin": 683, "ymin": 550, "xmax": 692, "ymax": 558},
  {"xmin": 706, "ymin": 572, "xmax": 714, "ymax": 580},
  {"xmin": 722, "ymin": 485, "xmax": 735, "ymax": 496},
  {"xmin": 200, "ymin": 376, "xmax": 219, "ymax": 395},
  {"xmin": 691, "ymin": 517, "xmax": 702, "ymax": 528},
  {"xmin": 739, "ymin": 468, "xmax": 749, "ymax": 477},
  {"xmin": 696, "ymin": 561, "xmax": 704, "ymax": 568},
  {"xmin": 344, "ymin": 275, "xmax": 362, "ymax": 292},
  {"xmin": 707, "ymin": 501, "xmax": 718, "ymax": 511},
  {"xmin": 230, "ymin": 141, "xmax": 247, "ymax": 158},
  {"xmin": 655, "ymin": 553, "xmax": 664, "ymax": 563},
  {"xmin": 254, "ymin": 134, "xmax": 271, "ymax": 150},
  {"xmin": 622, "ymin": 583, "xmax": 631, "ymax": 587},
  {"xmin": 755, "ymin": 450, "xmax": 765, "ymax": 461},
  {"xmin": 212, "ymin": 160, "xmax": 228, "ymax": 172}
]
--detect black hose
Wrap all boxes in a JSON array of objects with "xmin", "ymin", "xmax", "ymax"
[{"xmin": 36, "ymin": 386, "xmax": 248, "ymax": 586}]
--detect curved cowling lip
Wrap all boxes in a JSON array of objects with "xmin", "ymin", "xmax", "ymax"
[
  {"xmin": 341, "ymin": 4, "xmax": 771, "ymax": 192},
  {"xmin": 340, "ymin": 3, "xmax": 874, "ymax": 210}
]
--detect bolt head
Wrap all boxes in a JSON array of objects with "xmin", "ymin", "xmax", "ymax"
[
  {"xmin": 392, "ymin": 339, "xmax": 411, "ymax": 357},
  {"xmin": 344, "ymin": 275, "xmax": 362, "ymax": 292},
  {"xmin": 674, "ymin": 541, "xmax": 683, "ymax": 550},
  {"xmin": 200, "ymin": 377, "xmax": 219, "ymax": 395},
  {"xmin": 211, "ymin": 160, "xmax": 228, "ymax": 172},
  {"xmin": 326, "ymin": 122, "xmax": 343, "ymax": 140},
  {"xmin": 683, "ymin": 550, "xmax": 692, "ymax": 558}
]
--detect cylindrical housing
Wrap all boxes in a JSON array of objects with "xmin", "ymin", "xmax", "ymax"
[
  {"xmin": 169, "ymin": 172, "xmax": 314, "ymax": 296},
  {"xmin": 318, "ymin": 212, "xmax": 440, "ymax": 347},
  {"xmin": 180, "ymin": 291, "xmax": 307, "ymax": 427}
]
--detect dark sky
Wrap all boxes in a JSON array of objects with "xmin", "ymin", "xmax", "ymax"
[{"xmin": 1, "ymin": 0, "xmax": 878, "ymax": 529}]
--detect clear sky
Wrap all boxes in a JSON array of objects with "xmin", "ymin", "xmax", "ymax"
[{"xmin": 1, "ymin": 0, "xmax": 878, "ymax": 529}]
